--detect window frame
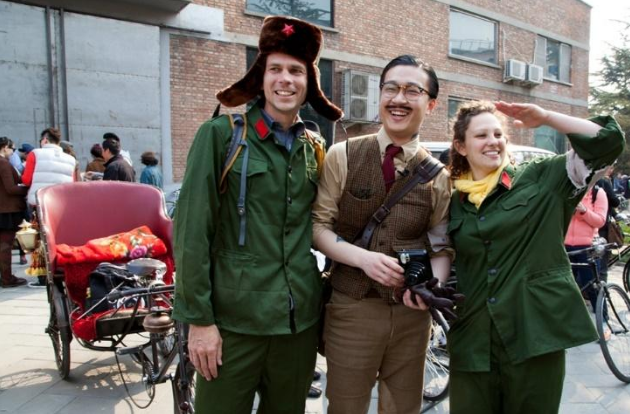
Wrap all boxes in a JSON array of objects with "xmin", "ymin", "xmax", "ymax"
[
  {"xmin": 448, "ymin": 9, "xmax": 499, "ymax": 67},
  {"xmin": 534, "ymin": 35, "xmax": 572, "ymax": 84},
  {"xmin": 245, "ymin": 0, "xmax": 334, "ymax": 28}
]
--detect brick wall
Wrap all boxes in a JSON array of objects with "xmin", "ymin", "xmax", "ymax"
[{"xmin": 170, "ymin": 0, "xmax": 591, "ymax": 180}]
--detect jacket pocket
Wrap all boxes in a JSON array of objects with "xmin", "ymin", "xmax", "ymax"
[
  {"xmin": 213, "ymin": 249, "xmax": 257, "ymax": 290},
  {"xmin": 231, "ymin": 156, "xmax": 269, "ymax": 177},
  {"xmin": 501, "ymin": 185, "xmax": 539, "ymax": 210},
  {"xmin": 526, "ymin": 265, "xmax": 566, "ymax": 285}
]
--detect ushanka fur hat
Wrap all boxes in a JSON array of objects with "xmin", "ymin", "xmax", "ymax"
[{"xmin": 216, "ymin": 16, "xmax": 343, "ymax": 121}]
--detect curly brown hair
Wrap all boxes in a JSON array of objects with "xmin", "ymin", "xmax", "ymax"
[{"xmin": 448, "ymin": 101, "xmax": 509, "ymax": 179}]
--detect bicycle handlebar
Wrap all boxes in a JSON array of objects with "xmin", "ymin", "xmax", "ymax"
[
  {"xmin": 566, "ymin": 242, "xmax": 618, "ymax": 257},
  {"xmin": 107, "ymin": 284, "xmax": 175, "ymax": 301}
]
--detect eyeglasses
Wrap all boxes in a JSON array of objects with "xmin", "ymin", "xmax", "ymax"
[{"xmin": 380, "ymin": 82, "xmax": 430, "ymax": 101}]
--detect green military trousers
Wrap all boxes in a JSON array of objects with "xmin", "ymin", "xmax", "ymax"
[
  {"xmin": 194, "ymin": 324, "xmax": 318, "ymax": 414},
  {"xmin": 450, "ymin": 324, "xmax": 566, "ymax": 414}
]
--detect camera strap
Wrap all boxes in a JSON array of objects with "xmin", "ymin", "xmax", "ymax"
[{"xmin": 354, "ymin": 155, "xmax": 444, "ymax": 249}]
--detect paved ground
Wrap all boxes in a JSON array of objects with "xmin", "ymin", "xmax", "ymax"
[{"xmin": 1, "ymin": 251, "xmax": 630, "ymax": 413}]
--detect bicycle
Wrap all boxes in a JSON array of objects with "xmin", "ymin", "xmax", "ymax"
[
  {"xmin": 422, "ymin": 309, "xmax": 450, "ymax": 403},
  {"xmin": 105, "ymin": 267, "xmax": 195, "ymax": 413},
  {"xmin": 422, "ymin": 272, "xmax": 457, "ymax": 405},
  {"xmin": 568, "ymin": 242, "xmax": 630, "ymax": 383}
]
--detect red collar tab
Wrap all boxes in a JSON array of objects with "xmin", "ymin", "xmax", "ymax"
[
  {"xmin": 500, "ymin": 170, "xmax": 512, "ymax": 189},
  {"xmin": 281, "ymin": 24, "xmax": 295, "ymax": 36},
  {"xmin": 255, "ymin": 118, "xmax": 270, "ymax": 140}
]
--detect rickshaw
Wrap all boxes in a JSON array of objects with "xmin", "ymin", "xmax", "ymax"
[{"xmin": 32, "ymin": 181, "xmax": 194, "ymax": 413}]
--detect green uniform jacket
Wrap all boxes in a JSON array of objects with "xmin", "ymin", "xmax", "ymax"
[
  {"xmin": 172, "ymin": 104, "xmax": 324, "ymax": 335},
  {"xmin": 448, "ymin": 116, "xmax": 625, "ymax": 372}
]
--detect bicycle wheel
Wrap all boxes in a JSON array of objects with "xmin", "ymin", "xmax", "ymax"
[
  {"xmin": 45, "ymin": 283, "xmax": 71, "ymax": 379},
  {"xmin": 623, "ymin": 260, "xmax": 630, "ymax": 293},
  {"xmin": 596, "ymin": 283, "xmax": 630, "ymax": 383},
  {"xmin": 423, "ymin": 311, "xmax": 450, "ymax": 402},
  {"xmin": 117, "ymin": 348, "xmax": 156, "ymax": 408},
  {"xmin": 173, "ymin": 359, "xmax": 196, "ymax": 413}
]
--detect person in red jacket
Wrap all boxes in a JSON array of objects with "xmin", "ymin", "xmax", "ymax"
[{"xmin": 564, "ymin": 185, "xmax": 608, "ymax": 313}]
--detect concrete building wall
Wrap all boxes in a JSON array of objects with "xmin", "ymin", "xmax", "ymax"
[{"xmin": 0, "ymin": 2, "xmax": 51, "ymax": 145}]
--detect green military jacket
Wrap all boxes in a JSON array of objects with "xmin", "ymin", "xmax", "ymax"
[
  {"xmin": 172, "ymin": 103, "xmax": 324, "ymax": 335},
  {"xmin": 448, "ymin": 116, "xmax": 624, "ymax": 372}
]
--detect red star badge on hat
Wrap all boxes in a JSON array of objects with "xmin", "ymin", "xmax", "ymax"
[{"xmin": 281, "ymin": 24, "xmax": 295, "ymax": 36}]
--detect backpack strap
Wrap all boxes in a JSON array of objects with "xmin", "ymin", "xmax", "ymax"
[
  {"xmin": 354, "ymin": 155, "xmax": 444, "ymax": 249},
  {"xmin": 219, "ymin": 113, "xmax": 249, "ymax": 246},
  {"xmin": 219, "ymin": 114, "xmax": 248, "ymax": 193},
  {"xmin": 303, "ymin": 129, "xmax": 325, "ymax": 177}
]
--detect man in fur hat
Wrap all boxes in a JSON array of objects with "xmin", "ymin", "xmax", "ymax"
[{"xmin": 172, "ymin": 15, "xmax": 342, "ymax": 414}]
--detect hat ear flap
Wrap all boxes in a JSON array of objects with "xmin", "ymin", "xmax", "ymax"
[
  {"xmin": 307, "ymin": 65, "xmax": 344, "ymax": 121},
  {"xmin": 216, "ymin": 57, "xmax": 266, "ymax": 107}
]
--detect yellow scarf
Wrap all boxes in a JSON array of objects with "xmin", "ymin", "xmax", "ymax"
[{"xmin": 453, "ymin": 156, "xmax": 511, "ymax": 209}]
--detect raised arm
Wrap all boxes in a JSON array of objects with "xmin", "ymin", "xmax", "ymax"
[{"xmin": 495, "ymin": 102, "xmax": 602, "ymax": 136}]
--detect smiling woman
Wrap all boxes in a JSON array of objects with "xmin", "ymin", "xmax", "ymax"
[{"xmin": 446, "ymin": 100, "xmax": 625, "ymax": 414}]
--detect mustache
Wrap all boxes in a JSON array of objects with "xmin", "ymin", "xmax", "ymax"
[{"xmin": 385, "ymin": 104, "xmax": 412, "ymax": 111}]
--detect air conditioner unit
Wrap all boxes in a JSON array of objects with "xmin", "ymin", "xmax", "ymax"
[
  {"xmin": 341, "ymin": 70, "xmax": 380, "ymax": 122},
  {"xmin": 526, "ymin": 64, "xmax": 543, "ymax": 85},
  {"xmin": 504, "ymin": 59, "xmax": 526, "ymax": 82}
]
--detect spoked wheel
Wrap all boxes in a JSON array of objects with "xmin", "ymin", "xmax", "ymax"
[
  {"xmin": 623, "ymin": 260, "xmax": 630, "ymax": 293},
  {"xmin": 45, "ymin": 282, "xmax": 71, "ymax": 379},
  {"xmin": 117, "ymin": 349, "xmax": 156, "ymax": 408},
  {"xmin": 596, "ymin": 283, "xmax": 630, "ymax": 383},
  {"xmin": 173, "ymin": 358, "xmax": 196, "ymax": 414},
  {"xmin": 423, "ymin": 311, "xmax": 450, "ymax": 402}
]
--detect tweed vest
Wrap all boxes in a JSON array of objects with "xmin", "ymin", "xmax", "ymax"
[{"xmin": 332, "ymin": 136, "xmax": 433, "ymax": 302}]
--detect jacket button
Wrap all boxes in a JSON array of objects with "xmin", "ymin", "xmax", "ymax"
[
  {"xmin": 479, "ymin": 216, "xmax": 486, "ymax": 222},
  {"xmin": 287, "ymin": 197, "xmax": 292, "ymax": 204},
  {"xmin": 488, "ymin": 268, "xmax": 497, "ymax": 275},
  {"xmin": 288, "ymin": 165, "xmax": 293, "ymax": 173},
  {"xmin": 484, "ymin": 240, "xmax": 491, "ymax": 245},
  {"xmin": 487, "ymin": 297, "xmax": 497, "ymax": 304}
]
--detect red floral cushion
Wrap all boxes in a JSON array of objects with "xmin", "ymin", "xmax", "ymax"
[{"xmin": 56, "ymin": 226, "xmax": 167, "ymax": 265}]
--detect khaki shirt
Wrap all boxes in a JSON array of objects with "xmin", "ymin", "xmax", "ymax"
[{"xmin": 313, "ymin": 127, "xmax": 452, "ymax": 257}]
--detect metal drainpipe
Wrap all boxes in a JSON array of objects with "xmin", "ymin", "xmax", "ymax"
[
  {"xmin": 60, "ymin": 8, "xmax": 70, "ymax": 141},
  {"xmin": 45, "ymin": 6, "xmax": 55, "ymax": 127}
]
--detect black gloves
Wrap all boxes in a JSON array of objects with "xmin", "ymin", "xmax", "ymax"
[{"xmin": 408, "ymin": 277, "xmax": 465, "ymax": 322}]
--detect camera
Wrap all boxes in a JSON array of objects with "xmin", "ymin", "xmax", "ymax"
[{"xmin": 397, "ymin": 249, "xmax": 433, "ymax": 287}]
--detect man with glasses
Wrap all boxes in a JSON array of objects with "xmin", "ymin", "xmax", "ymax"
[{"xmin": 312, "ymin": 55, "xmax": 453, "ymax": 413}]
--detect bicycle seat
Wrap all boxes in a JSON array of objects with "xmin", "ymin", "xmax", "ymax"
[{"xmin": 127, "ymin": 258, "xmax": 167, "ymax": 277}]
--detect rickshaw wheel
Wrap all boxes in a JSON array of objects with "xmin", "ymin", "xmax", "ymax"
[{"xmin": 46, "ymin": 282, "xmax": 71, "ymax": 379}]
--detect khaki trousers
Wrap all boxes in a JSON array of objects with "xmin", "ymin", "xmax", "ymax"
[{"xmin": 324, "ymin": 290, "xmax": 432, "ymax": 414}]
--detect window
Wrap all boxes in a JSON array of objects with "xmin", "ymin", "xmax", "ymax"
[
  {"xmin": 246, "ymin": 48, "xmax": 335, "ymax": 147},
  {"xmin": 246, "ymin": 0, "xmax": 333, "ymax": 27},
  {"xmin": 449, "ymin": 10, "xmax": 497, "ymax": 65},
  {"xmin": 534, "ymin": 36, "xmax": 571, "ymax": 83},
  {"xmin": 534, "ymin": 125, "xmax": 565, "ymax": 153},
  {"xmin": 448, "ymin": 98, "xmax": 467, "ymax": 121}
]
